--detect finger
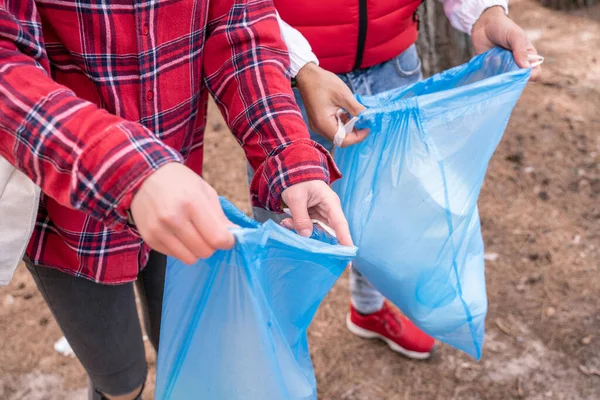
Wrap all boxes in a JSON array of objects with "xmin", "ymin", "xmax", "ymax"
[
  {"xmin": 190, "ymin": 191, "xmax": 236, "ymax": 250},
  {"xmin": 280, "ymin": 218, "xmax": 294, "ymax": 231},
  {"xmin": 335, "ymin": 88, "xmax": 366, "ymax": 117},
  {"xmin": 286, "ymin": 196, "xmax": 314, "ymax": 238},
  {"xmin": 309, "ymin": 201, "xmax": 353, "ymax": 247},
  {"xmin": 342, "ymin": 128, "xmax": 370, "ymax": 147},
  {"xmin": 311, "ymin": 113, "xmax": 342, "ymax": 143},
  {"xmin": 325, "ymin": 207, "xmax": 353, "ymax": 247},
  {"xmin": 173, "ymin": 222, "xmax": 217, "ymax": 259},
  {"xmin": 206, "ymin": 191, "xmax": 240, "ymax": 230},
  {"xmin": 321, "ymin": 198, "xmax": 353, "ymax": 246},
  {"xmin": 156, "ymin": 235, "xmax": 199, "ymax": 265},
  {"xmin": 190, "ymin": 207, "xmax": 235, "ymax": 250}
]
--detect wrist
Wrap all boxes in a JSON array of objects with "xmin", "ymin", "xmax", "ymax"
[{"xmin": 295, "ymin": 62, "xmax": 319, "ymax": 88}]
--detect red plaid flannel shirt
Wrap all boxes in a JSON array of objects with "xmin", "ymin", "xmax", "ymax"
[{"xmin": 0, "ymin": 0, "xmax": 340, "ymax": 283}]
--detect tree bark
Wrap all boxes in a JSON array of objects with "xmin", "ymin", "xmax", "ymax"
[
  {"xmin": 540, "ymin": 0, "xmax": 597, "ymax": 10},
  {"xmin": 416, "ymin": 0, "xmax": 474, "ymax": 77},
  {"xmin": 415, "ymin": 0, "xmax": 596, "ymax": 76}
]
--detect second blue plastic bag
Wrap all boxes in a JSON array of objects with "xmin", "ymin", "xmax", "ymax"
[
  {"xmin": 156, "ymin": 198, "xmax": 356, "ymax": 400},
  {"xmin": 333, "ymin": 48, "xmax": 531, "ymax": 359}
]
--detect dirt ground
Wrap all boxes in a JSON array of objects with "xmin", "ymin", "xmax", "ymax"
[{"xmin": 1, "ymin": 1, "xmax": 600, "ymax": 399}]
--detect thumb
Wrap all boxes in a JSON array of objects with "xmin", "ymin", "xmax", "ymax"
[
  {"xmin": 336, "ymin": 88, "xmax": 366, "ymax": 117},
  {"xmin": 508, "ymin": 30, "xmax": 533, "ymax": 69},
  {"xmin": 208, "ymin": 191, "xmax": 237, "ymax": 227}
]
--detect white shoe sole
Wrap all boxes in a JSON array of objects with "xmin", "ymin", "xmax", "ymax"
[{"xmin": 346, "ymin": 314, "xmax": 432, "ymax": 360}]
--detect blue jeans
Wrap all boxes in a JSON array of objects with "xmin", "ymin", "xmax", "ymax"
[{"xmin": 248, "ymin": 44, "xmax": 423, "ymax": 314}]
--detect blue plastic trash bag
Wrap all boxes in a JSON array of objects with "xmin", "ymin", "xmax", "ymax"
[
  {"xmin": 156, "ymin": 198, "xmax": 356, "ymax": 400},
  {"xmin": 333, "ymin": 48, "xmax": 530, "ymax": 359}
]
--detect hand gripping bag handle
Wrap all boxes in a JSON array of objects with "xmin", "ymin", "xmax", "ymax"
[{"xmin": 333, "ymin": 109, "xmax": 360, "ymax": 148}]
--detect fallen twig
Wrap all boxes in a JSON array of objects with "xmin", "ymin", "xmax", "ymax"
[
  {"xmin": 578, "ymin": 365, "xmax": 600, "ymax": 377},
  {"xmin": 517, "ymin": 377, "xmax": 527, "ymax": 398},
  {"xmin": 495, "ymin": 318, "xmax": 514, "ymax": 337}
]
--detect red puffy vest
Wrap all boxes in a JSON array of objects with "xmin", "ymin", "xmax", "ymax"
[{"xmin": 276, "ymin": 0, "xmax": 422, "ymax": 74}]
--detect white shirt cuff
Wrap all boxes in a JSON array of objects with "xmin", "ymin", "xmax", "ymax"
[
  {"xmin": 441, "ymin": 0, "xmax": 509, "ymax": 34},
  {"xmin": 276, "ymin": 13, "xmax": 319, "ymax": 78}
]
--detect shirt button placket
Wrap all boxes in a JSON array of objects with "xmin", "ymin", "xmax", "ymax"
[{"xmin": 137, "ymin": 8, "xmax": 154, "ymax": 129}]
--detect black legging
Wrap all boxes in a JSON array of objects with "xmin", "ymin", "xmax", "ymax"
[{"xmin": 25, "ymin": 251, "xmax": 166, "ymax": 399}]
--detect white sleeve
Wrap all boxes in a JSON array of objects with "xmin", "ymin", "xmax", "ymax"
[
  {"xmin": 276, "ymin": 13, "xmax": 319, "ymax": 78},
  {"xmin": 439, "ymin": 0, "xmax": 509, "ymax": 34}
]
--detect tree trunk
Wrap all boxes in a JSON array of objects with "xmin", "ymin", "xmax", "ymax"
[
  {"xmin": 415, "ymin": 0, "xmax": 597, "ymax": 76},
  {"xmin": 416, "ymin": 0, "xmax": 474, "ymax": 77},
  {"xmin": 540, "ymin": 0, "xmax": 597, "ymax": 10}
]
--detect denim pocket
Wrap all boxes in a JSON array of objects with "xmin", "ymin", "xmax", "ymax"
[{"xmin": 394, "ymin": 44, "xmax": 422, "ymax": 77}]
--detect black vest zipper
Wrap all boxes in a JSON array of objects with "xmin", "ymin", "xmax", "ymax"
[{"xmin": 353, "ymin": 0, "xmax": 368, "ymax": 70}]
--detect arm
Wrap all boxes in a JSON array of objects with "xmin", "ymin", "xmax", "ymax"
[
  {"xmin": 0, "ymin": 1, "xmax": 182, "ymax": 230},
  {"xmin": 203, "ymin": 0, "xmax": 351, "ymax": 244},
  {"xmin": 1, "ymin": 2, "xmax": 245, "ymax": 263},
  {"xmin": 203, "ymin": 0, "xmax": 338, "ymax": 211},
  {"xmin": 275, "ymin": 13, "xmax": 368, "ymax": 147}
]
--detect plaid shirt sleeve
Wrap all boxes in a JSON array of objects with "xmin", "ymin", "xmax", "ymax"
[
  {"xmin": 0, "ymin": 1, "xmax": 182, "ymax": 230},
  {"xmin": 204, "ymin": 0, "xmax": 341, "ymax": 211}
]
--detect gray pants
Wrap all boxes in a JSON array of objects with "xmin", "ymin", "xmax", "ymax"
[
  {"xmin": 25, "ymin": 251, "xmax": 166, "ymax": 399},
  {"xmin": 247, "ymin": 45, "xmax": 423, "ymax": 315}
]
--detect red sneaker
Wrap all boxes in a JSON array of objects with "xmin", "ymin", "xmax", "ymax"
[{"xmin": 346, "ymin": 302, "xmax": 435, "ymax": 359}]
